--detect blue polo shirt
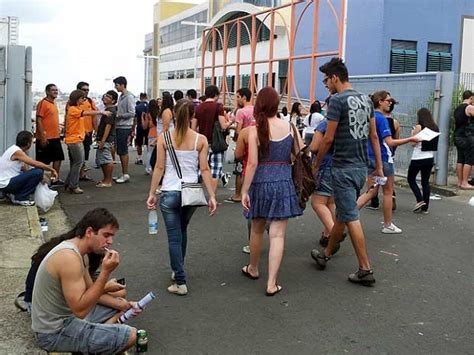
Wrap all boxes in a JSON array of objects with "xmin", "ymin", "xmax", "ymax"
[{"xmin": 368, "ymin": 111, "xmax": 393, "ymax": 163}]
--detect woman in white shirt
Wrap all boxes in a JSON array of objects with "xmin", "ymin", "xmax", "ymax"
[
  {"xmin": 407, "ymin": 108, "xmax": 439, "ymax": 213},
  {"xmin": 302, "ymin": 101, "xmax": 324, "ymax": 145},
  {"xmin": 0, "ymin": 131, "xmax": 57, "ymax": 205},
  {"xmin": 147, "ymin": 99, "xmax": 217, "ymax": 296}
]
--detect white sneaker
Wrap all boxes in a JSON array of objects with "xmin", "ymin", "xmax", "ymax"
[
  {"xmin": 242, "ymin": 245, "xmax": 250, "ymax": 254},
  {"xmin": 171, "ymin": 272, "xmax": 175, "ymax": 281},
  {"xmin": 115, "ymin": 174, "xmax": 130, "ymax": 184},
  {"xmin": 167, "ymin": 283, "xmax": 187, "ymax": 295},
  {"xmin": 381, "ymin": 223, "xmax": 402, "ymax": 234}
]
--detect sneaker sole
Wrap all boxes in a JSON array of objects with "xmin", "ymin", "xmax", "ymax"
[
  {"xmin": 310, "ymin": 250, "xmax": 327, "ymax": 269},
  {"xmin": 381, "ymin": 229, "xmax": 402, "ymax": 234}
]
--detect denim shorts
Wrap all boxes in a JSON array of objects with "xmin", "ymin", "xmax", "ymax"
[
  {"xmin": 34, "ymin": 305, "xmax": 131, "ymax": 354},
  {"xmin": 314, "ymin": 166, "xmax": 333, "ymax": 197},
  {"xmin": 331, "ymin": 166, "xmax": 367, "ymax": 222},
  {"xmin": 116, "ymin": 128, "xmax": 132, "ymax": 156},
  {"xmin": 96, "ymin": 142, "xmax": 113, "ymax": 166},
  {"xmin": 368, "ymin": 159, "xmax": 394, "ymax": 177}
]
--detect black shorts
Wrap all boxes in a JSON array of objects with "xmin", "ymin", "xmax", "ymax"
[
  {"xmin": 135, "ymin": 128, "xmax": 149, "ymax": 146},
  {"xmin": 454, "ymin": 136, "xmax": 474, "ymax": 165},
  {"xmin": 35, "ymin": 138, "xmax": 65, "ymax": 164}
]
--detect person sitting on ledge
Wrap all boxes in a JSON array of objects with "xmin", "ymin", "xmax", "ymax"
[
  {"xmin": 31, "ymin": 208, "xmax": 140, "ymax": 354},
  {"xmin": 0, "ymin": 130, "xmax": 58, "ymax": 206}
]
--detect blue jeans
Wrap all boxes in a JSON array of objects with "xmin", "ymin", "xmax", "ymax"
[
  {"xmin": 159, "ymin": 191, "xmax": 197, "ymax": 285},
  {"xmin": 0, "ymin": 168, "xmax": 43, "ymax": 201}
]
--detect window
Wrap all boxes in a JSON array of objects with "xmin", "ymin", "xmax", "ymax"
[
  {"xmin": 205, "ymin": 77, "xmax": 212, "ymax": 87},
  {"xmin": 226, "ymin": 75, "xmax": 235, "ymax": 92},
  {"xmin": 241, "ymin": 74, "xmax": 250, "ymax": 89},
  {"xmin": 426, "ymin": 42, "xmax": 452, "ymax": 72},
  {"xmin": 160, "ymin": 10, "xmax": 208, "ymax": 48},
  {"xmin": 390, "ymin": 40, "xmax": 417, "ymax": 74}
]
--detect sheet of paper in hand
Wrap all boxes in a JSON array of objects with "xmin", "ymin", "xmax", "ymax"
[{"xmin": 415, "ymin": 127, "xmax": 440, "ymax": 141}]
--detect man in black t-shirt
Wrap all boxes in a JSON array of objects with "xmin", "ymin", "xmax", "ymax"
[
  {"xmin": 134, "ymin": 93, "xmax": 149, "ymax": 165},
  {"xmin": 454, "ymin": 90, "xmax": 474, "ymax": 189},
  {"xmin": 96, "ymin": 91, "xmax": 118, "ymax": 187}
]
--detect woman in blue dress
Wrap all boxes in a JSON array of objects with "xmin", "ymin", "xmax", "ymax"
[{"xmin": 241, "ymin": 87, "xmax": 304, "ymax": 296}]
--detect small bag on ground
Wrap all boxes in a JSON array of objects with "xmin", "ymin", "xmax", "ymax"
[{"xmin": 34, "ymin": 183, "xmax": 58, "ymax": 212}]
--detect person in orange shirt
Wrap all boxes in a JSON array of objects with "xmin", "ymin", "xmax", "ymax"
[
  {"xmin": 35, "ymin": 84, "xmax": 65, "ymax": 185},
  {"xmin": 64, "ymin": 90, "xmax": 110, "ymax": 194},
  {"xmin": 77, "ymin": 82, "xmax": 96, "ymax": 181}
]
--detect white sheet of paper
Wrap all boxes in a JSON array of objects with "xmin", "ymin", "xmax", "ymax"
[{"xmin": 415, "ymin": 127, "xmax": 440, "ymax": 141}]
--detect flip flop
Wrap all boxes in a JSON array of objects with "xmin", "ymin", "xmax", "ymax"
[
  {"xmin": 241, "ymin": 265, "xmax": 259, "ymax": 280},
  {"xmin": 225, "ymin": 196, "xmax": 241, "ymax": 203},
  {"xmin": 265, "ymin": 284, "xmax": 283, "ymax": 297}
]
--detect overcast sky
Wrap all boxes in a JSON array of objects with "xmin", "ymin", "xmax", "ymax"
[{"xmin": 1, "ymin": 0, "xmax": 159, "ymax": 96}]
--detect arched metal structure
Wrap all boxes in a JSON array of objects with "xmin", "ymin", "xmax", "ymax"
[{"xmin": 200, "ymin": 0, "xmax": 346, "ymax": 107}]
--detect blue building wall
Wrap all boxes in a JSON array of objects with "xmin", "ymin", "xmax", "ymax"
[{"xmin": 294, "ymin": 0, "xmax": 474, "ymax": 101}]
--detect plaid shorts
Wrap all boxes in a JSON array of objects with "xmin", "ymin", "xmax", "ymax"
[{"xmin": 208, "ymin": 145, "xmax": 224, "ymax": 179}]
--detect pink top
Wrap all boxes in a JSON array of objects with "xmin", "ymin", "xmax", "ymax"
[{"xmin": 235, "ymin": 105, "xmax": 255, "ymax": 129}]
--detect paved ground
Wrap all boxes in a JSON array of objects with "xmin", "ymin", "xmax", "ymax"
[{"xmin": 51, "ymin": 150, "xmax": 473, "ymax": 355}]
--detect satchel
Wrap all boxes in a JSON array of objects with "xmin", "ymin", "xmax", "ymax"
[
  {"xmin": 211, "ymin": 104, "xmax": 228, "ymax": 153},
  {"xmin": 164, "ymin": 131, "xmax": 208, "ymax": 207},
  {"xmin": 290, "ymin": 124, "xmax": 316, "ymax": 209}
]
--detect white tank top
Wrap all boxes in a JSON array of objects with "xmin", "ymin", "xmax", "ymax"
[
  {"xmin": 0, "ymin": 145, "xmax": 23, "ymax": 188},
  {"xmin": 161, "ymin": 133, "xmax": 200, "ymax": 191},
  {"xmin": 411, "ymin": 142, "xmax": 434, "ymax": 160}
]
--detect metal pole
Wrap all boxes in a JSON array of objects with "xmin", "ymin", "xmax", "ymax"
[
  {"xmin": 435, "ymin": 72, "xmax": 454, "ymax": 186},
  {"xmin": 194, "ymin": 25, "xmax": 198, "ymax": 82}
]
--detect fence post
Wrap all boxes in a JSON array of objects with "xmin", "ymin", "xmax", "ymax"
[
  {"xmin": 0, "ymin": 46, "xmax": 6, "ymax": 152},
  {"xmin": 435, "ymin": 71, "xmax": 454, "ymax": 186}
]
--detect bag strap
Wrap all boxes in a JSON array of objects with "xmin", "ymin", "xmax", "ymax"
[
  {"xmin": 290, "ymin": 123, "xmax": 300, "ymax": 163},
  {"xmin": 164, "ymin": 131, "xmax": 183, "ymax": 180}
]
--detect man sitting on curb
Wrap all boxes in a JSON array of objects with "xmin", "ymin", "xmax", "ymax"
[
  {"xmin": 0, "ymin": 131, "xmax": 58, "ymax": 206},
  {"xmin": 32, "ymin": 208, "xmax": 140, "ymax": 354}
]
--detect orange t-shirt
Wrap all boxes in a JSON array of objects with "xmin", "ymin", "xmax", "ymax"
[
  {"xmin": 80, "ymin": 98, "xmax": 96, "ymax": 133},
  {"xmin": 65, "ymin": 106, "xmax": 85, "ymax": 144},
  {"xmin": 36, "ymin": 98, "xmax": 60, "ymax": 139}
]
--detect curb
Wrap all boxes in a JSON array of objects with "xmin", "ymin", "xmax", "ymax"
[{"xmin": 26, "ymin": 206, "xmax": 42, "ymax": 239}]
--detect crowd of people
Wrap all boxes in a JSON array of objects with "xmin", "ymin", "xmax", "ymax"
[{"xmin": 2, "ymin": 58, "xmax": 474, "ymax": 354}]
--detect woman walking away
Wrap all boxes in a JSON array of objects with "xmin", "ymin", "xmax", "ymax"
[
  {"xmin": 150, "ymin": 92, "xmax": 175, "ymax": 170},
  {"xmin": 302, "ymin": 100, "xmax": 324, "ymax": 146},
  {"xmin": 64, "ymin": 90, "xmax": 110, "ymax": 194},
  {"xmin": 308, "ymin": 118, "xmax": 336, "ymax": 247},
  {"xmin": 241, "ymin": 87, "xmax": 304, "ymax": 296},
  {"xmin": 407, "ymin": 108, "xmax": 439, "ymax": 213},
  {"xmin": 147, "ymin": 99, "xmax": 217, "ymax": 296}
]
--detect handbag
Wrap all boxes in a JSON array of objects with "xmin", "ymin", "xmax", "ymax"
[
  {"xmin": 164, "ymin": 131, "xmax": 208, "ymax": 207},
  {"xmin": 211, "ymin": 104, "xmax": 228, "ymax": 153},
  {"xmin": 290, "ymin": 123, "xmax": 316, "ymax": 209}
]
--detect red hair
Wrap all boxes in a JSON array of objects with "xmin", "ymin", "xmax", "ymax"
[{"xmin": 254, "ymin": 87, "xmax": 279, "ymax": 157}]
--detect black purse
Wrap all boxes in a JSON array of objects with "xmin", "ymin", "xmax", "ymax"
[{"xmin": 210, "ymin": 104, "xmax": 228, "ymax": 153}]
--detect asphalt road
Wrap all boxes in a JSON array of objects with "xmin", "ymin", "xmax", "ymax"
[{"xmin": 58, "ymin": 152, "xmax": 473, "ymax": 354}]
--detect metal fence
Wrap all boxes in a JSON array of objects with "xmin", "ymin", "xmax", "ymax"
[{"xmin": 350, "ymin": 72, "xmax": 439, "ymax": 177}]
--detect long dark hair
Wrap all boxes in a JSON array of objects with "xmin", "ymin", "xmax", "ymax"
[
  {"xmin": 160, "ymin": 91, "xmax": 174, "ymax": 118},
  {"xmin": 254, "ymin": 87, "xmax": 280, "ymax": 157},
  {"xmin": 148, "ymin": 99, "xmax": 160, "ymax": 126},
  {"xmin": 290, "ymin": 102, "xmax": 302, "ymax": 117},
  {"xmin": 31, "ymin": 208, "xmax": 119, "ymax": 266},
  {"xmin": 174, "ymin": 99, "xmax": 194, "ymax": 146},
  {"xmin": 417, "ymin": 108, "xmax": 439, "ymax": 132}
]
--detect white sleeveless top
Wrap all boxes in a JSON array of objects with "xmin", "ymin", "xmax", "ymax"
[
  {"xmin": 161, "ymin": 133, "xmax": 200, "ymax": 191},
  {"xmin": 0, "ymin": 145, "xmax": 22, "ymax": 188},
  {"xmin": 411, "ymin": 142, "xmax": 434, "ymax": 160}
]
